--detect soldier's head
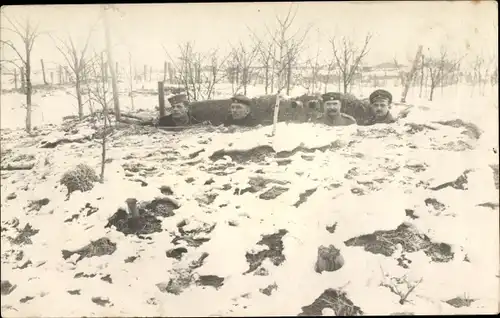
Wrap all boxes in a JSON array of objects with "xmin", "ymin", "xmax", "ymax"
[
  {"xmin": 230, "ymin": 95, "xmax": 252, "ymax": 120},
  {"xmin": 369, "ymin": 89, "xmax": 392, "ymax": 118},
  {"xmin": 321, "ymin": 92, "xmax": 343, "ymax": 116},
  {"xmin": 168, "ymin": 94, "xmax": 189, "ymax": 118}
]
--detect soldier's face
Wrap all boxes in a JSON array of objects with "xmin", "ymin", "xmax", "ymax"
[
  {"xmin": 171, "ymin": 103, "xmax": 188, "ymax": 117},
  {"xmin": 371, "ymin": 98, "xmax": 390, "ymax": 117},
  {"xmin": 230, "ymin": 102, "xmax": 250, "ymax": 120},
  {"xmin": 324, "ymin": 100, "xmax": 341, "ymax": 115}
]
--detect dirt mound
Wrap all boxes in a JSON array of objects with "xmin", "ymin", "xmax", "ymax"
[
  {"xmin": 344, "ymin": 223, "xmax": 454, "ymax": 262},
  {"xmin": 244, "ymin": 229, "xmax": 288, "ymax": 275},
  {"xmin": 299, "ymin": 288, "xmax": 363, "ymax": 316}
]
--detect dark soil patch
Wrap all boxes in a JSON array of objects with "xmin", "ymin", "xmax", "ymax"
[
  {"xmin": 105, "ymin": 198, "xmax": 179, "ymax": 237},
  {"xmin": 260, "ymin": 283, "xmax": 278, "ymax": 296},
  {"xmin": 396, "ymin": 253, "xmax": 413, "ymax": 269},
  {"xmin": 185, "ymin": 177, "xmax": 195, "ymax": 183},
  {"xmin": 7, "ymin": 193, "xmax": 17, "ymax": 200},
  {"xmin": 91, "ymin": 297, "xmax": 112, "ymax": 307},
  {"xmin": 40, "ymin": 136, "xmax": 92, "ymax": 148},
  {"xmin": 445, "ymin": 296, "xmax": 476, "ymax": 308},
  {"xmin": 15, "ymin": 260, "xmax": 32, "ymax": 269},
  {"xmin": 166, "ymin": 247, "xmax": 188, "ymax": 260},
  {"xmin": 64, "ymin": 214, "xmax": 80, "ymax": 223},
  {"xmin": 404, "ymin": 163, "xmax": 427, "ymax": 173},
  {"xmin": 326, "ymin": 222, "xmax": 337, "ymax": 233},
  {"xmin": 490, "ymin": 164, "xmax": 499, "ymax": 190},
  {"xmin": 425, "ymin": 198, "xmax": 446, "ymax": 211},
  {"xmin": 244, "ymin": 229, "xmax": 288, "ymax": 274},
  {"xmin": 171, "ymin": 236, "xmax": 211, "ymax": 247},
  {"xmin": 430, "ymin": 170, "xmax": 471, "ymax": 191},
  {"xmin": 434, "ymin": 119, "xmax": 482, "ymax": 139},
  {"xmin": 196, "ymin": 275, "xmax": 225, "ymax": 289},
  {"xmin": 159, "ymin": 270, "xmax": 195, "ymax": 295},
  {"xmin": 299, "ymin": 288, "xmax": 363, "ymax": 316},
  {"xmin": 61, "ymin": 237, "xmax": 117, "ymax": 263},
  {"xmin": 11, "ymin": 223, "xmax": 39, "ymax": 245},
  {"xmin": 259, "ymin": 186, "xmax": 289, "ymax": 200},
  {"xmin": 74, "ymin": 272, "xmax": 97, "ymax": 279},
  {"xmin": 100, "ymin": 274, "xmax": 112, "ymax": 284},
  {"xmin": 405, "ymin": 209, "xmax": 419, "ymax": 220},
  {"xmin": 236, "ymin": 176, "xmax": 289, "ymax": 196},
  {"xmin": 67, "ymin": 289, "xmax": 81, "ymax": 295},
  {"xmin": 160, "ymin": 185, "xmax": 174, "ymax": 195},
  {"xmin": 1, "ymin": 280, "xmax": 17, "ymax": 295},
  {"xmin": 293, "ymin": 188, "xmax": 317, "ymax": 207},
  {"xmin": 189, "ymin": 252, "xmax": 209, "ymax": 270},
  {"xmin": 276, "ymin": 141, "xmax": 343, "ymax": 159},
  {"xmin": 80, "ymin": 203, "xmax": 99, "ymax": 217},
  {"xmin": 477, "ymin": 202, "xmax": 499, "ymax": 209},
  {"xmin": 196, "ymin": 192, "xmax": 219, "ymax": 205},
  {"xmin": 189, "ymin": 149, "xmax": 205, "ymax": 159},
  {"xmin": 404, "ymin": 123, "xmax": 437, "ymax": 134},
  {"xmin": 209, "ymin": 145, "xmax": 275, "ymax": 163},
  {"xmin": 124, "ymin": 256, "xmax": 138, "ymax": 263},
  {"xmin": 344, "ymin": 223, "xmax": 454, "ymax": 262},
  {"xmin": 20, "ymin": 296, "xmax": 35, "ymax": 303},
  {"xmin": 27, "ymin": 198, "xmax": 50, "ymax": 212}
]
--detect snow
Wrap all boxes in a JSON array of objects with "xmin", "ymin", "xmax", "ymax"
[{"xmin": 0, "ymin": 82, "xmax": 498, "ymax": 316}]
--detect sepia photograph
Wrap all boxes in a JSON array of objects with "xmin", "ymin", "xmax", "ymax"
[{"xmin": 0, "ymin": 1, "xmax": 498, "ymax": 316}]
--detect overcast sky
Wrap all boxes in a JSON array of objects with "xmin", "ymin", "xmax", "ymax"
[{"xmin": 1, "ymin": 2, "xmax": 497, "ymax": 72}]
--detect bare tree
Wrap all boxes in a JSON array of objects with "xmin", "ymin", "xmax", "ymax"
[
  {"xmin": 164, "ymin": 42, "xmax": 229, "ymax": 101},
  {"xmin": 101, "ymin": 5, "xmax": 121, "ymax": 121},
  {"xmin": 329, "ymin": 34, "xmax": 372, "ymax": 94},
  {"xmin": 394, "ymin": 45, "xmax": 423, "ymax": 103},
  {"xmin": 127, "ymin": 52, "xmax": 135, "ymax": 111},
  {"xmin": 424, "ymin": 47, "xmax": 463, "ymax": 101},
  {"xmin": 0, "ymin": 13, "xmax": 41, "ymax": 133},
  {"xmin": 229, "ymin": 40, "xmax": 261, "ymax": 95},
  {"xmin": 86, "ymin": 51, "xmax": 113, "ymax": 182},
  {"xmin": 52, "ymin": 27, "xmax": 95, "ymax": 120}
]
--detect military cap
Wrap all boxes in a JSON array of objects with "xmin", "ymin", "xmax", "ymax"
[
  {"xmin": 168, "ymin": 94, "xmax": 188, "ymax": 105},
  {"xmin": 321, "ymin": 92, "xmax": 343, "ymax": 102},
  {"xmin": 369, "ymin": 89, "xmax": 392, "ymax": 104},
  {"xmin": 231, "ymin": 94, "xmax": 252, "ymax": 107}
]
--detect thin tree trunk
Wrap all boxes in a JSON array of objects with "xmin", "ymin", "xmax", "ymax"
[
  {"xmin": 401, "ymin": 45, "xmax": 423, "ymax": 103},
  {"xmin": 103, "ymin": 5, "xmax": 121, "ymax": 121},
  {"xmin": 76, "ymin": 74, "xmax": 83, "ymax": 120},
  {"xmin": 20, "ymin": 67, "xmax": 25, "ymax": 92},
  {"xmin": 429, "ymin": 83, "xmax": 435, "ymax": 101},
  {"xmin": 158, "ymin": 81, "xmax": 166, "ymax": 117},
  {"xmin": 41, "ymin": 59, "xmax": 48, "ymax": 85},
  {"xmin": 163, "ymin": 61, "xmax": 167, "ymax": 82},
  {"xmin": 59, "ymin": 65, "xmax": 63, "ymax": 84},
  {"xmin": 14, "ymin": 68, "xmax": 17, "ymax": 89},
  {"xmin": 25, "ymin": 43, "xmax": 32, "ymax": 133},
  {"xmin": 129, "ymin": 53, "xmax": 135, "ymax": 111},
  {"xmin": 419, "ymin": 56, "xmax": 424, "ymax": 98},
  {"xmin": 286, "ymin": 58, "xmax": 292, "ymax": 95}
]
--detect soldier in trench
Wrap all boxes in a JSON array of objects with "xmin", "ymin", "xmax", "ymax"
[
  {"xmin": 156, "ymin": 94, "xmax": 202, "ymax": 127},
  {"xmin": 361, "ymin": 89, "xmax": 397, "ymax": 125},
  {"xmin": 313, "ymin": 92, "xmax": 357, "ymax": 126},
  {"xmin": 223, "ymin": 94, "xmax": 260, "ymax": 127}
]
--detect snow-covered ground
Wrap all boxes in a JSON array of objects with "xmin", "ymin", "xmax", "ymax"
[{"xmin": 0, "ymin": 82, "xmax": 499, "ymax": 316}]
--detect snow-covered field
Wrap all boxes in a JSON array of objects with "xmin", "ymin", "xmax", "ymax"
[{"xmin": 0, "ymin": 82, "xmax": 499, "ymax": 316}]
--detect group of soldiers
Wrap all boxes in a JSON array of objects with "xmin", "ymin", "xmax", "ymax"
[{"xmin": 156, "ymin": 89, "xmax": 397, "ymax": 129}]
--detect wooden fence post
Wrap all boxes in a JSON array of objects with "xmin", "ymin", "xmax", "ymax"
[{"xmin": 158, "ymin": 81, "xmax": 166, "ymax": 118}]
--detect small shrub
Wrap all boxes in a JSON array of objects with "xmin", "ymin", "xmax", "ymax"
[{"xmin": 60, "ymin": 164, "xmax": 99, "ymax": 195}]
